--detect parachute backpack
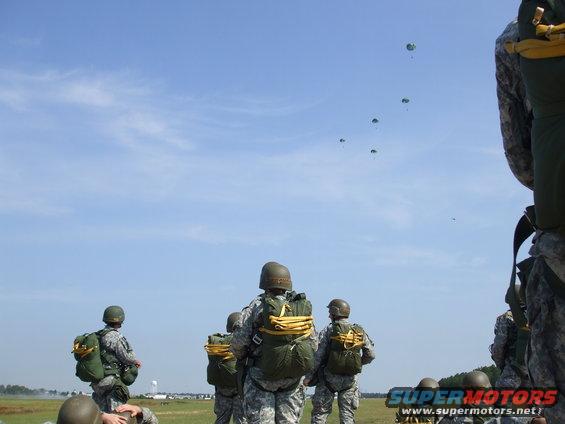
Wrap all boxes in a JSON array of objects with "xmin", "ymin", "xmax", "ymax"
[
  {"xmin": 205, "ymin": 333, "xmax": 238, "ymax": 388},
  {"xmin": 326, "ymin": 321, "xmax": 365, "ymax": 375},
  {"xmin": 258, "ymin": 291, "xmax": 315, "ymax": 380},
  {"xmin": 72, "ymin": 333, "xmax": 105, "ymax": 383}
]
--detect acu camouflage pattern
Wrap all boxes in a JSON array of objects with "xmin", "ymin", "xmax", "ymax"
[
  {"xmin": 526, "ymin": 232, "xmax": 565, "ymax": 424},
  {"xmin": 489, "ymin": 311, "xmax": 530, "ymax": 389},
  {"xmin": 230, "ymin": 293, "xmax": 317, "ymax": 424},
  {"xmin": 135, "ymin": 407, "xmax": 159, "ymax": 424},
  {"xmin": 91, "ymin": 326, "xmax": 138, "ymax": 412},
  {"xmin": 307, "ymin": 319, "xmax": 375, "ymax": 424},
  {"xmin": 214, "ymin": 387, "xmax": 246, "ymax": 424},
  {"xmin": 495, "ymin": 21, "xmax": 534, "ymax": 190},
  {"xmin": 116, "ymin": 407, "xmax": 159, "ymax": 424},
  {"xmin": 496, "ymin": 17, "xmax": 565, "ymax": 424}
]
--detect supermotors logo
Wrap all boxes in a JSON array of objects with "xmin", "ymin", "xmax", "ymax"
[{"xmin": 386, "ymin": 387, "xmax": 557, "ymax": 417}]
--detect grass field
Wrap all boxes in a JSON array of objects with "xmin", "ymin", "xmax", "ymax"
[{"xmin": 0, "ymin": 397, "xmax": 397, "ymax": 423}]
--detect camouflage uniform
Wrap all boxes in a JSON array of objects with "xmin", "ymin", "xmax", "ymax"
[
  {"xmin": 230, "ymin": 293, "xmax": 317, "ymax": 424},
  {"xmin": 307, "ymin": 319, "xmax": 375, "ymax": 424},
  {"xmin": 136, "ymin": 407, "xmax": 159, "ymax": 424},
  {"xmin": 91, "ymin": 326, "xmax": 138, "ymax": 413},
  {"xmin": 496, "ymin": 19, "xmax": 565, "ymax": 424},
  {"xmin": 214, "ymin": 386, "xmax": 246, "ymax": 424},
  {"xmin": 495, "ymin": 20, "xmax": 533, "ymax": 190},
  {"xmin": 489, "ymin": 311, "xmax": 530, "ymax": 389}
]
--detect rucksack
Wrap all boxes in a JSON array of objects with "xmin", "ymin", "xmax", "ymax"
[
  {"xmin": 72, "ymin": 332, "xmax": 105, "ymax": 383},
  {"xmin": 258, "ymin": 291, "xmax": 315, "ymax": 380},
  {"xmin": 325, "ymin": 321, "xmax": 364, "ymax": 376},
  {"xmin": 205, "ymin": 333, "xmax": 238, "ymax": 388},
  {"xmin": 73, "ymin": 329, "xmax": 137, "ymax": 386}
]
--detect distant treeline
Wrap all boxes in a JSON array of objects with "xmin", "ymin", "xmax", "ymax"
[
  {"xmin": 361, "ymin": 393, "xmax": 388, "ymax": 398},
  {"xmin": 438, "ymin": 365, "xmax": 500, "ymax": 388},
  {"xmin": 0, "ymin": 384, "xmax": 69, "ymax": 397}
]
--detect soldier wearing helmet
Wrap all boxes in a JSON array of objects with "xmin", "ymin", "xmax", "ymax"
[
  {"xmin": 489, "ymin": 309, "xmax": 530, "ymax": 390},
  {"xmin": 205, "ymin": 312, "xmax": 246, "ymax": 424},
  {"xmin": 230, "ymin": 261, "xmax": 318, "ymax": 424},
  {"xmin": 92, "ymin": 306, "xmax": 142, "ymax": 412},
  {"xmin": 396, "ymin": 377, "xmax": 442, "ymax": 423},
  {"xmin": 305, "ymin": 298, "xmax": 375, "ymax": 424},
  {"xmin": 57, "ymin": 395, "xmax": 158, "ymax": 424},
  {"xmin": 438, "ymin": 372, "xmax": 542, "ymax": 424}
]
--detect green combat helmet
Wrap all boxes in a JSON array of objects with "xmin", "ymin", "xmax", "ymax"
[
  {"xmin": 417, "ymin": 377, "xmax": 440, "ymax": 390},
  {"xmin": 57, "ymin": 395, "xmax": 102, "ymax": 424},
  {"xmin": 226, "ymin": 312, "xmax": 242, "ymax": 333},
  {"xmin": 327, "ymin": 299, "xmax": 350, "ymax": 318},
  {"xmin": 463, "ymin": 371, "xmax": 492, "ymax": 389},
  {"xmin": 103, "ymin": 305, "xmax": 125, "ymax": 325},
  {"xmin": 259, "ymin": 261, "xmax": 292, "ymax": 291}
]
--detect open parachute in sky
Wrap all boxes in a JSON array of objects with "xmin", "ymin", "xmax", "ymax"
[{"xmin": 406, "ymin": 43, "xmax": 416, "ymax": 51}]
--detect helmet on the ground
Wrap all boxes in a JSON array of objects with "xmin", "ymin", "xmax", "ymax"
[
  {"xmin": 327, "ymin": 299, "xmax": 350, "ymax": 318},
  {"xmin": 57, "ymin": 395, "xmax": 102, "ymax": 424},
  {"xmin": 416, "ymin": 377, "xmax": 439, "ymax": 389},
  {"xmin": 463, "ymin": 371, "xmax": 492, "ymax": 389},
  {"xmin": 259, "ymin": 261, "xmax": 292, "ymax": 291},
  {"xmin": 103, "ymin": 305, "xmax": 125, "ymax": 325},
  {"xmin": 226, "ymin": 312, "xmax": 242, "ymax": 333}
]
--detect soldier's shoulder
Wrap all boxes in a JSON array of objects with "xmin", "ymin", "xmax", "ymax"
[{"xmin": 496, "ymin": 20, "xmax": 519, "ymax": 46}]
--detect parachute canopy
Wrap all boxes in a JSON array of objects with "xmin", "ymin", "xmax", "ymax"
[
  {"xmin": 371, "ymin": 118, "xmax": 379, "ymax": 124},
  {"xmin": 370, "ymin": 149, "xmax": 377, "ymax": 154},
  {"xmin": 339, "ymin": 138, "xmax": 346, "ymax": 143},
  {"xmin": 406, "ymin": 43, "xmax": 416, "ymax": 51},
  {"xmin": 401, "ymin": 98, "xmax": 410, "ymax": 104}
]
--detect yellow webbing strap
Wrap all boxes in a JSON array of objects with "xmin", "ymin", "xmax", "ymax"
[
  {"xmin": 259, "ymin": 303, "xmax": 314, "ymax": 336},
  {"xmin": 330, "ymin": 329, "xmax": 365, "ymax": 350},
  {"xmin": 505, "ymin": 38, "xmax": 565, "ymax": 59},
  {"xmin": 72, "ymin": 342, "xmax": 95, "ymax": 358},
  {"xmin": 204, "ymin": 343, "xmax": 235, "ymax": 360},
  {"xmin": 537, "ymin": 23, "xmax": 565, "ymax": 38}
]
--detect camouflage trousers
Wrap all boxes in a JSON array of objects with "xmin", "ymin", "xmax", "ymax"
[
  {"xmin": 495, "ymin": 363, "xmax": 530, "ymax": 389},
  {"xmin": 91, "ymin": 376, "xmax": 127, "ymax": 413},
  {"xmin": 243, "ymin": 367, "xmax": 305, "ymax": 424},
  {"xmin": 311, "ymin": 374, "xmax": 360, "ymax": 424},
  {"xmin": 526, "ymin": 232, "xmax": 565, "ymax": 424},
  {"xmin": 215, "ymin": 386, "xmax": 246, "ymax": 424}
]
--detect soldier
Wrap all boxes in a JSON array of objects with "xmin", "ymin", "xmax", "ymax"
[
  {"xmin": 205, "ymin": 312, "xmax": 246, "ymax": 424},
  {"xmin": 56, "ymin": 395, "xmax": 158, "ymax": 424},
  {"xmin": 489, "ymin": 310, "xmax": 530, "ymax": 389},
  {"xmin": 92, "ymin": 306, "xmax": 142, "ymax": 412},
  {"xmin": 230, "ymin": 261, "xmax": 317, "ymax": 424},
  {"xmin": 498, "ymin": 3, "xmax": 565, "ymax": 422},
  {"xmin": 437, "ymin": 372, "xmax": 540, "ymax": 424},
  {"xmin": 396, "ymin": 378, "xmax": 442, "ymax": 424},
  {"xmin": 304, "ymin": 299, "xmax": 375, "ymax": 424}
]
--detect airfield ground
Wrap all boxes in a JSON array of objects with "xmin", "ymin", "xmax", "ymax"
[{"xmin": 0, "ymin": 398, "xmax": 397, "ymax": 423}]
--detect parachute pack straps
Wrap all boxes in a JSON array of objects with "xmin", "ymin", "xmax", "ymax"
[{"xmin": 506, "ymin": 207, "xmax": 536, "ymax": 366}]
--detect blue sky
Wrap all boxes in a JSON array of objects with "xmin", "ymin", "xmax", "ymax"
[{"xmin": 0, "ymin": 1, "xmax": 532, "ymax": 394}]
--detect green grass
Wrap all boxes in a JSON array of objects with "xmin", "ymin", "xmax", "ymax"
[{"xmin": 0, "ymin": 397, "xmax": 397, "ymax": 423}]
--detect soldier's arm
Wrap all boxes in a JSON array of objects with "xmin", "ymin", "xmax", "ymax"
[
  {"xmin": 229, "ymin": 301, "xmax": 258, "ymax": 359},
  {"xmin": 495, "ymin": 22, "xmax": 534, "ymax": 190},
  {"xmin": 305, "ymin": 325, "xmax": 330, "ymax": 379},
  {"xmin": 105, "ymin": 332, "xmax": 138, "ymax": 366},
  {"xmin": 361, "ymin": 330, "xmax": 376, "ymax": 365},
  {"xmin": 489, "ymin": 314, "xmax": 509, "ymax": 369}
]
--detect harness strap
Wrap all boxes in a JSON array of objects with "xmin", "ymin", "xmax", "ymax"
[
  {"xmin": 504, "ymin": 38, "xmax": 565, "ymax": 59},
  {"xmin": 506, "ymin": 207, "xmax": 536, "ymax": 367}
]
